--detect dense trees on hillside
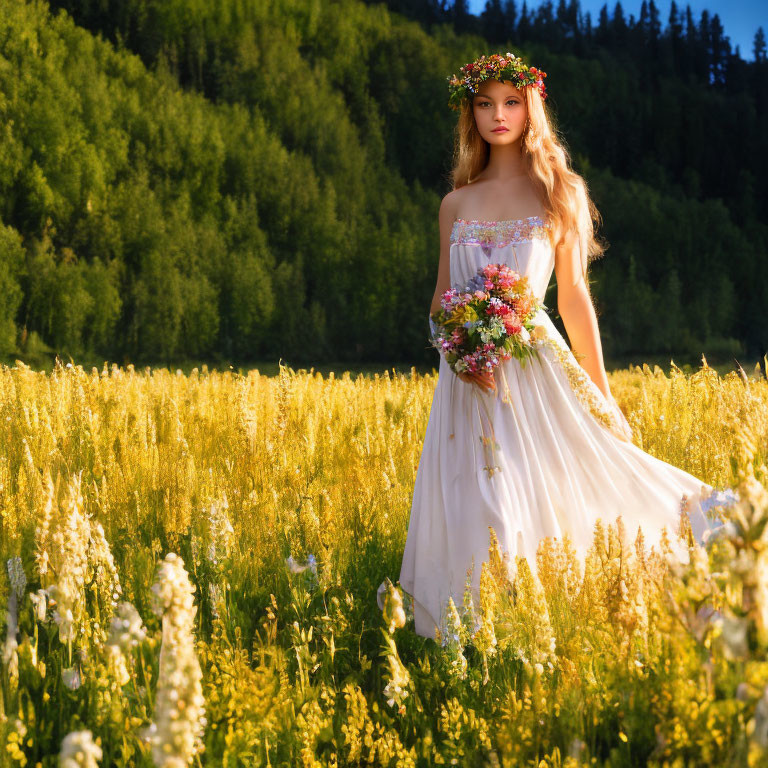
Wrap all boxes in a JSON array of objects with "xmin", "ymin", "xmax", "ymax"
[{"xmin": 0, "ymin": 0, "xmax": 766, "ymax": 366}]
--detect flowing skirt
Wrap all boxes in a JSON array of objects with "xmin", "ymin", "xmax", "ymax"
[{"xmin": 398, "ymin": 308, "xmax": 727, "ymax": 640}]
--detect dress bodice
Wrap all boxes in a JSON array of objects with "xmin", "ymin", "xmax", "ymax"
[{"xmin": 450, "ymin": 215, "xmax": 554, "ymax": 302}]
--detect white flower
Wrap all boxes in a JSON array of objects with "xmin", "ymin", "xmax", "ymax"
[
  {"xmin": 285, "ymin": 555, "xmax": 307, "ymax": 573},
  {"xmin": 59, "ymin": 729, "xmax": 102, "ymax": 768},
  {"xmin": 701, "ymin": 487, "xmax": 740, "ymax": 513},
  {"xmin": 34, "ymin": 470, "xmax": 122, "ymax": 648},
  {"xmin": 2, "ymin": 589, "xmax": 19, "ymax": 680},
  {"xmin": 568, "ymin": 738, "xmax": 586, "ymax": 758},
  {"xmin": 151, "ymin": 554, "xmax": 196, "ymax": 619},
  {"xmin": 7, "ymin": 557, "xmax": 26, "ymax": 599},
  {"xmin": 376, "ymin": 580, "xmax": 388, "ymax": 610},
  {"xmin": 380, "ymin": 631, "xmax": 411, "ymax": 712},
  {"xmin": 35, "ymin": 469, "xmax": 56, "ymax": 577},
  {"xmin": 285, "ymin": 553, "xmax": 318, "ymax": 576},
  {"xmin": 716, "ymin": 612, "xmax": 749, "ymax": 659},
  {"xmin": 106, "ymin": 644, "xmax": 130, "ymax": 687},
  {"xmin": 752, "ymin": 684, "xmax": 768, "ymax": 749},
  {"xmin": 147, "ymin": 553, "xmax": 206, "ymax": 767},
  {"xmin": 89, "ymin": 521, "xmax": 122, "ymax": 609},
  {"xmin": 379, "ymin": 578, "xmax": 406, "ymax": 633},
  {"xmin": 107, "ymin": 602, "xmax": 147, "ymax": 652},
  {"xmin": 61, "ymin": 665, "xmax": 82, "ymax": 690},
  {"xmin": 209, "ymin": 582, "xmax": 223, "ymax": 620},
  {"xmin": 30, "ymin": 588, "xmax": 49, "ymax": 622},
  {"xmin": 47, "ymin": 472, "xmax": 90, "ymax": 645},
  {"xmin": 205, "ymin": 497, "xmax": 235, "ymax": 568}
]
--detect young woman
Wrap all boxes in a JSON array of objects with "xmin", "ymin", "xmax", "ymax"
[{"xmin": 397, "ymin": 51, "xmax": 733, "ymax": 641}]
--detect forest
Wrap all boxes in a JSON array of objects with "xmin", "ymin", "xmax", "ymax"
[{"xmin": 0, "ymin": 0, "xmax": 766, "ymax": 367}]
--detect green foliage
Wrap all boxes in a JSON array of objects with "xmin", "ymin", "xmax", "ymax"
[
  {"xmin": 0, "ymin": 222, "xmax": 25, "ymax": 356},
  {"xmin": 0, "ymin": 0, "xmax": 765, "ymax": 368}
]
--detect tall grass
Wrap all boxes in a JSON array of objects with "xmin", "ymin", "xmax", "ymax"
[{"xmin": 1, "ymin": 358, "xmax": 767, "ymax": 767}]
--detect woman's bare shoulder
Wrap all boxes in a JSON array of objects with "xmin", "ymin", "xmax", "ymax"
[{"xmin": 439, "ymin": 186, "xmax": 474, "ymax": 222}]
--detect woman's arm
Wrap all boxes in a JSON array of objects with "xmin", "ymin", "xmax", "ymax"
[
  {"xmin": 554, "ymin": 230, "xmax": 612, "ymax": 400},
  {"xmin": 427, "ymin": 194, "xmax": 456, "ymax": 351},
  {"xmin": 429, "ymin": 192, "xmax": 495, "ymax": 392},
  {"xmin": 430, "ymin": 193, "xmax": 458, "ymax": 315}
]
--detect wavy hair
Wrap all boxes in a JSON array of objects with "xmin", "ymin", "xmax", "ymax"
[{"xmin": 449, "ymin": 82, "xmax": 607, "ymax": 293}]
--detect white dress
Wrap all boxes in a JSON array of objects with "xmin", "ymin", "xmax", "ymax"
[{"xmin": 398, "ymin": 214, "xmax": 730, "ymax": 641}]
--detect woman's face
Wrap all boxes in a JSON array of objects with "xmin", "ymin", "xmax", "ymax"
[{"xmin": 472, "ymin": 79, "xmax": 527, "ymax": 145}]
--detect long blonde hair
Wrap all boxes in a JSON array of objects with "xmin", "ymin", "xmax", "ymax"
[{"xmin": 449, "ymin": 82, "xmax": 607, "ymax": 292}]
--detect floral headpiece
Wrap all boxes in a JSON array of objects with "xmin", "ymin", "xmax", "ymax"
[{"xmin": 447, "ymin": 51, "xmax": 547, "ymax": 111}]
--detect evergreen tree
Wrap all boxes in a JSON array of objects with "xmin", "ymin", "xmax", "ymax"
[
  {"xmin": 583, "ymin": 10, "xmax": 594, "ymax": 48},
  {"xmin": 648, "ymin": 0, "xmax": 661, "ymax": 50},
  {"xmin": 754, "ymin": 27, "xmax": 767, "ymax": 63},
  {"xmin": 611, "ymin": 2, "xmax": 628, "ymax": 52},
  {"xmin": 452, "ymin": 0, "xmax": 471, "ymax": 32},
  {"xmin": 503, "ymin": 0, "xmax": 518, "ymax": 40},
  {"xmin": 481, "ymin": 0, "xmax": 506, "ymax": 42},
  {"xmin": 596, "ymin": 3, "xmax": 610, "ymax": 45},
  {"xmin": 668, "ymin": 1, "xmax": 683, "ymax": 72},
  {"xmin": 518, "ymin": 0, "xmax": 531, "ymax": 40},
  {"xmin": 709, "ymin": 14, "xmax": 731, "ymax": 85}
]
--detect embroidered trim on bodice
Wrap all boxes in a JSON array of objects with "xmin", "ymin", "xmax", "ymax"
[{"xmin": 450, "ymin": 216, "xmax": 552, "ymax": 248}]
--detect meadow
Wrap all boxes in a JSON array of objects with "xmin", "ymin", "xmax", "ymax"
[{"xmin": 2, "ymin": 357, "xmax": 768, "ymax": 767}]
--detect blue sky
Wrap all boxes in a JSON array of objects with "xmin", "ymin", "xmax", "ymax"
[{"xmin": 466, "ymin": 1, "xmax": 766, "ymax": 61}]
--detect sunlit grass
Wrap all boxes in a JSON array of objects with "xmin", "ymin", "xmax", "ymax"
[{"xmin": 1, "ymin": 358, "xmax": 768, "ymax": 767}]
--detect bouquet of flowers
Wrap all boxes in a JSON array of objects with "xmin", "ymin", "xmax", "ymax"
[{"xmin": 429, "ymin": 263, "xmax": 547, "ymax": 382}]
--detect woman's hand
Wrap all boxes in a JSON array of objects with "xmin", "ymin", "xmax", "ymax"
[{"xmin": 457, "ymin": 369, "xmax": 496, "ymax": 393}]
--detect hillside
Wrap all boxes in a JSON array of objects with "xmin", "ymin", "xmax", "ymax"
[{"xmin": 0, "ymin": 0, "xmax": 765, "ymax": 366}]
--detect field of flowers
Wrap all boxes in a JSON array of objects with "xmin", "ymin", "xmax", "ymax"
[{"xmin": 1, "ymin": 357, "xmax": 768, "ymax": 767}]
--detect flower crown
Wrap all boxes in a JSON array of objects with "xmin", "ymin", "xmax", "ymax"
[{"xmin": 447, "ymin": 51, "xmax": 547, "ymax": 111}]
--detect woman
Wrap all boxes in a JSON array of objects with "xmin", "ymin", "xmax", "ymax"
[{"xmin": 397, "ymin": 51, "xmax": 732, "ymax": 641}]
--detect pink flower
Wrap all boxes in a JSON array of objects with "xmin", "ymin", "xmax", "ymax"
[{"xmin": 503, "ymin": 311, "xmax": 522, "ymax": 335}]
